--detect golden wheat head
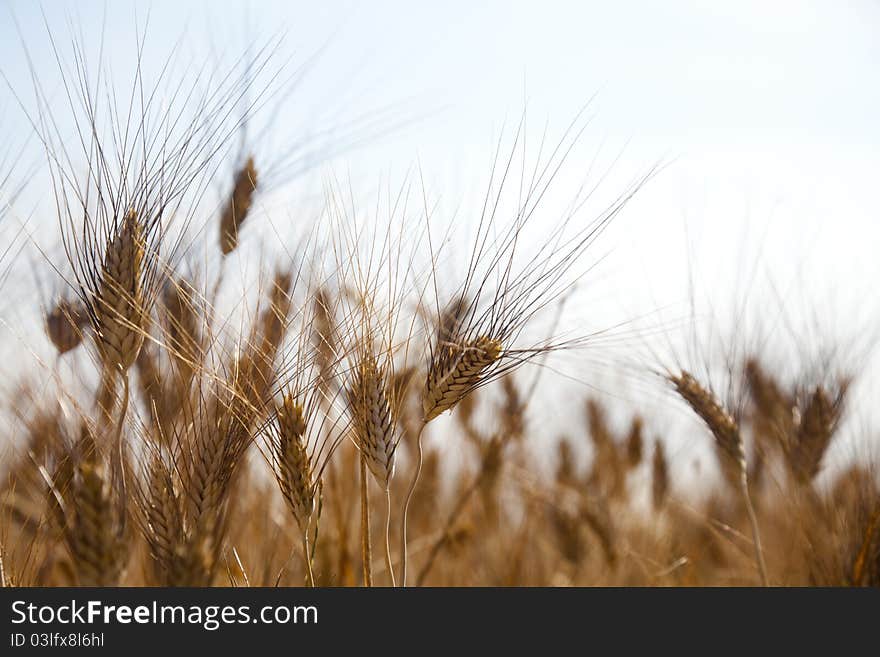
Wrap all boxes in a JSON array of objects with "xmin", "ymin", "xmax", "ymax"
[
  {"xmin": 422, "ymin": 336, "xmax": 502, "ymax": 422},
  {"xmin": 349, "ymin": 353, "xmax": 396, "ymax": 490},
  {"xmin": 92, "ymin": 209, "xmax": 148, "ymax": 375}
]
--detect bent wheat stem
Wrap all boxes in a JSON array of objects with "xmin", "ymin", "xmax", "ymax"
[
  {"xmin": 400, "ymin": 421, "xmax": 426, "ymax": 587},
  {"xmin": 385, "ymin": 489, "xmax": 396, "ymax": 587},
  {"xmin": 302, "ymin": 533, "xmax": 315, "ymax": 587}
]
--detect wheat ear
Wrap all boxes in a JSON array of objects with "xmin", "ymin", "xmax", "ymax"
[
  {"xmin": 268, "ymin": 395, "xmax": 317, "ymax": 586},
  {"xmin": 422, "ymin": 337, "xmax": 502, "ymax": 422},
  {"xmin": 349, "ymin": 354, "xmax": 396, "ymax": 585},
  {"xmin": 91, "ymin": 209, "xmax": 149, "ymax": 513},
  {"xmin": 219, "ymin": 157, "xmax": 258, "ymax": 255},
  {"xmin": 670, "ymin": 371, "xmax": 769, "ymax": 586},
  {"xmin": 399, "ymin": 336, "xmax": 501, "ymax": 585},
  {"xmin": 93, "ymin": 209, "xmax": 147, "ymax": 380},
  {"xmin": 56, "ymin": 426, "xmax": 128, "ymax": 586}
]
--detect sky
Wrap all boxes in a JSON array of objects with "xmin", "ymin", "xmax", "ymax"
[{"xmin": 2, "ymin": 0, "xmax": 879, "ymax": 473}]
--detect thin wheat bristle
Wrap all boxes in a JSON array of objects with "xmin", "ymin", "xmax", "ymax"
[
  {"xmin": 422, "ymin": 336, "xmax": 502, "ymax": 422},
  {"xmin": 219, "ymin": 156, "xmax": 258, "ymax": 255}
]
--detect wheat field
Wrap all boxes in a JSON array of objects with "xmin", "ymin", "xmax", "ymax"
[{"xmin": 0, "ymin": 9, "xmax": 877, "ymax": 589}]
